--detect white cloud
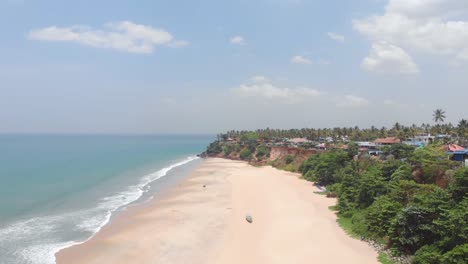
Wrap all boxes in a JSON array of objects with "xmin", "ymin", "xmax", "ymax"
[
  {"xmin": 233, "ymin": 77, "xmax": 320, "ymax": 103},
  {"xmin": 335, "ymin": 95, "xmax": 370, "ymax": 108},
  {"xmin": 353, "ymin": 0, "xmax": 468, "ymax": 61},
  {"xmin": 383, "ymin": 99, "xmax": 409, "ymax": 109},
  {"xmin": 291, "ymin": 55, "xmax": 312, "ymax": 65},
  {"xmin": 362, "ymin": 41, "xmax": 419, "ymax": 74},
  {"xmin": 28, "ymin": 21, "xmax": 187, "ymax": 54},
  {"xmin": 250, "ymin": 76, "xmax": 270, "ymax": 83},
  {"xmin": 230, "ymin": 36, "xmax": 245, "ymax": 45},
  {"xmin": 327, "ymin": 32, "xmax": 345, "ymax": 42},
  {"xmin": 386, "ymin": 0, "xmax": 468, "ymax": 18}
]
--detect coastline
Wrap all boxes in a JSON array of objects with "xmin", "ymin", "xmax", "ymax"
[{"xmin": 56, "ymin": 158, "xmax": 379, "ymax": 264}]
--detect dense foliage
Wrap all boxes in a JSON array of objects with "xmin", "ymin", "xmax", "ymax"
[
  {"xmin": 299, "ymin": 145, "xmax": 467, "ymax": 263},
  {"xmin": 217, "ymin": 119, "xmax": 468, "ymax": 146}
]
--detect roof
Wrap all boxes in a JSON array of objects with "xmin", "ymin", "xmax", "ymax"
[
  {"xmin": 448, "ymin": 144, "xmax": 465, "ymax": 152},
  {"xmin": 288, "ymin": 138, "xmax": 310, "ymax": 144},
  {"xmin": 374, "ymin": 137, "xmax": 401, "ymax": 144}
]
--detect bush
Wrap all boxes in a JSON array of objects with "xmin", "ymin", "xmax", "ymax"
[
  {"xmin": 283, "ymin": 163, "xmax": 296, "ymax": 172},
  {"xmin": 390, "ymin": 188, "xmax": 450, "ymax": 254},
  {"xmin": 441, "ymin": 244, "xmax": 468, "ymax": 264},
  {"xmin": 223, "ymin": 145, "xmax": 233, "ymax": 156},
  {"xmin": 449, "ymin": 167, "xmax": 468, "ymax": 202},
  {"xmin": 366, "ymin": 195, "xmax": 402, "ymax": 238},
  {"xmin": 256, "ymin": 146, "xmax": 270, "ymax": 158},
  {"xmin": 413, "ymin": 245, "xmax": 443, "ymax": 264},
  {"xmin": 285, "ymin": 155, "xmax": 295, "ymax": 164},
  {"xmin": 239, "ymin": 148, "xmax": 253, "ymax": 161},
  {"xmin": 206, "ymin": 141, "xmax": 222, "ymax": 155},
  {"xmin": 350, "ymin": 210, "xmax": 369, "ymax": 237}
]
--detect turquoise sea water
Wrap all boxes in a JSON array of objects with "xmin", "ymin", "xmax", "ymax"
[{"xmin": 0, "ymin": 134, "xmax": 212, "ymax": 264}]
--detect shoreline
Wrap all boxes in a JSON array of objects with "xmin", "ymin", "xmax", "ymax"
[
  {"xmin": 50, "ymin": 156, "xmax": 202, "ymax": 264},
  {"xmin": 56, "ymin": 158, "xmax": 379, "ymax": 264}
]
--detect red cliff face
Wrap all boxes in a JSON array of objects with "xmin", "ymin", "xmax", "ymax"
[{"xmin": 269, "ymin": 147, "xmax": 319, "ymax": 161}]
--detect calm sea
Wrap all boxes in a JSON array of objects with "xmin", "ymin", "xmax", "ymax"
[{"xmin": 0, "ymin": 134, "xmax": 212, "ymax": 264}]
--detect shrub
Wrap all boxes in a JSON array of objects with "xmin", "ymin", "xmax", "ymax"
[
  {"xmin": 413, "ymin": 245, "xmax": 443, "ymax": 264},
  {"xmin": 239, "ymin": 148, "xmax": 253, "ymax": 161},
  {"xmin": 206, "ymin": 141, "xmax": 222, "ymax": 155},
  {"xmin": 441, "ymin": 244, "xmax": 468, "ymax": 264},
  {"xmin": 285, "ymin": 155, "xmax": 295, "ymax": 164},
  {"xmin": 366, "ymin": 195, "xmax": 402, "ymax": 238},
  {"xmin": 449, "ymin": 167, "xmax": 468, "ymax": 202},
  {"xmin": 223, "ymin": 145, "xmax": 233, "ymax": 156},
  {"xmin": 256, "ymin": 146, "xmax": 270, "ymax": 158}
]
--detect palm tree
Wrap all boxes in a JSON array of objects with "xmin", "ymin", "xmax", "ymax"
[
  {"xmin": 458, "ymin": 119, "xmax": 468, "ymax": 145},
  {"xmin": 433, "ymin": 109, "xmax": 446, "ymax": 124}
]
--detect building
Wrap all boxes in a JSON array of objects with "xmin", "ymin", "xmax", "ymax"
[
  {"xmin": 287, "ymin": 138, "xmax": 311, "ymax": 148},
  {"xmin": 413, "ymin": 133, "xmax": 435, "ymax": 144},
  {"xmin": 447, "ymin": 144, "xmax": 468, "ymax": 166},
  {"xmin": 374, "ymin": 137, "xmax": 401, "ymax": 146}
]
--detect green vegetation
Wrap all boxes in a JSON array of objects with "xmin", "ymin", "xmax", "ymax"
[
  {"xmin": 206, "ymin": 141, "xmax": 222, "ymax": 155},
  {"xmin": 378, "ymin": 252, "xmax": 397, "ymax": 264},
  {"xmin": 299, "ymin": 145, "xmax": 467, "ymax": 263},
  {"xmin": 205, "ymin": 110, "xmax": 468, "ymax": 263},
  {"xmin": 239, "ymin": 148, "xmax": 253, "ymax": 161},
  {"xmin": 256, "ymin": 145, "xmax": 271, "ymax": 158},
  {"xmin": 285, "ymin": 155, "xmax": 295, "ymax": 164}
]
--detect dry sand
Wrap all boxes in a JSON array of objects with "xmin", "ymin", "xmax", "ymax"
[{"xmin": 56, "ymin": 158, "xmax": 379, "ymax": 264}]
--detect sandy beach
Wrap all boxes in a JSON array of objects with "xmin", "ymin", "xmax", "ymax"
[{"xmin": 56, "ymin": 158, "xmax": 379, "ymax": 264}]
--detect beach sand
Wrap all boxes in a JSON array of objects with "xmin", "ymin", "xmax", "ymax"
[{"xmin": 56, "ymin": 158, "xmax": 379, "ymax": 264}]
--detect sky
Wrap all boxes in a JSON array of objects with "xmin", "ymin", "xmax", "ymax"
[{"xmin": 1, "ymin": 0, "xmax": 467, "ymax": 134}]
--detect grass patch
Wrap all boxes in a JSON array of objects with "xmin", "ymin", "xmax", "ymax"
[
  {"xmin": 378, "ymin": 252, "xmax": 397, "ymax": 264},
  {"xmin": 314, "ymin": 191, "xmax": 328, "ymax": 195},
  {"xmin": 328, "ymin": 205, "xmax": 338, "ymax": 211},
  {"xmin": 336, "ymin": 215, "xmax": 361, "ymax": 239}
]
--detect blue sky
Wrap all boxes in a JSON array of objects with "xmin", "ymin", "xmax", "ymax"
[{"xmin": 1, "ymin": 0, "xmax": 467, "ymax": 133}]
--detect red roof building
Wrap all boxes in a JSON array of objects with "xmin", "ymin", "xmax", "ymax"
[
  {"xmin": 448, "ymin": 144, "xmax": 465, "ymax": 152},
  {"xmin": 374, "ymin": 137, "xmax": 401, "ymax": 145}
]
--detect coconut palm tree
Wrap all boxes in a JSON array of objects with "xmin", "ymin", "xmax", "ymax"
[
  {"xmin": 433, "ymin": 109, "xmax": 446, "ymax": 124},
  {"xmin": 458, "ymin": 119, "xmax": 468, "ymax": 145}
]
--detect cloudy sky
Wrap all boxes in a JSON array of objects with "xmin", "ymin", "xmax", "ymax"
[{"xmin": 1, "ymin": 0, "xmax": 467, "ymax": 134}]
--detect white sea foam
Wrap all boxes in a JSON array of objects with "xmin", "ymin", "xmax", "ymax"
[{"xmin": 0, "ymin": 156, "xmax": 199, "ymax": 264}]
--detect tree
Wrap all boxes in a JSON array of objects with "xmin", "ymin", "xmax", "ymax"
[
  {"xmin": 390, "ymin": 188, "xmax": 450, "ymax": 254},
  {"xmin": 239, "ymin": 148, "xmax": 253, "ymax": 160},
  {"xmin": 457, "ymin": 119, "xmax": 468, "ymax": 145},
  {"xmin": 449, "ymin": 167, "xmax": 468, "ymax": 202},
  {"xmin": 382, "ymin": 144, "xmax": 416, "ymax": 160},
  {"xmin": 366, "ymin": 195, "xmax": 402, "ymax": 237},
  {"xmin": 409, "ymin": 144, "xmax": 456, "ymax": 183},
  {"xmin": 433, "ymin": 109, "xmax": 446, "ymax": 124}
]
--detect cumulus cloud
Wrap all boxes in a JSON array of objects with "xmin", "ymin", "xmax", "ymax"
[
  {"xmin": 335, "ymin": 95, "xmax": 370, "ymax": 108},
  {"xmin": 291, "ymin": 55, "xmax": 312, "ymax": 65},
  {"xmin": 353, "ymin": 0, "xmax": 468, "ymax": 61},
  {"xmin": 232, "ymin": 77, "xmax": 320, "ymax": 103},
  {"xmin": 230, "ymin": 36, "xmax": 245, "ymax": 45},
  {"xmin": 28, "ymin": 21, "xmax": 187, "ymax": 54},
  {"xmin": 362, "ymin": 41, "xmax": 419, "ymax": 74},
  {"xmin": 327, "ymin": 32, "xmax": 345, "ymax": 42}
]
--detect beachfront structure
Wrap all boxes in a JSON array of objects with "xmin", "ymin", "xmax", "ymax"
[
  {"xmin": 447, "ymin": 144, "xmax": 468, "ymax": 166},
  {"xmin": 374, "ymin": 137, "xmax": 401, "ymax": 146},
  {"xmin": 356, "ymin": 141, "xmax": 378, "ymax": 149},
  {"xmin": 413, "ymin": 133, "xmax": 435, "ymax": 144},
  {"xmin": 287, "ymin": 138, "xmax": 311, "ymax": 148}
]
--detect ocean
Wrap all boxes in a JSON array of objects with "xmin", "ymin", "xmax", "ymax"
[{"xmin": 0, "ymin": 134, "xmax": 212, "ymax": 264}]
